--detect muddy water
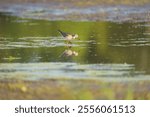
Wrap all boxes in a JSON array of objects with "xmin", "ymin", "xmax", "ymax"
[{"xmin": 0, "ymin": 12, "xmax": 150, "ymax": 80}]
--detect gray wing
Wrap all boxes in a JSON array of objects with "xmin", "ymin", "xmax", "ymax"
[{"xmin": 58, "ymin": 30, "xmax": 68, "ymax": 37}]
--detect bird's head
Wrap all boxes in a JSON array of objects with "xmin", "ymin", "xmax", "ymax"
[{"xmin": 72, "ymin": 34, "xmax": 78, "ymax": 39}]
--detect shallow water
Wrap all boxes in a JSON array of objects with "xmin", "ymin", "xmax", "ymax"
[
  {"xmin": 0, "ymin": 3, "xmax": 150, "ymax": 22},
  {"xmin": 0, "ymin": 12, "xmax": 150, "ymax": 80}
]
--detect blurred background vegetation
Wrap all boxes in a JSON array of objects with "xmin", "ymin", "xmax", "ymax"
[{"xmin": 0, "ymin": 0, "xmax": 150, "ymax": 5}]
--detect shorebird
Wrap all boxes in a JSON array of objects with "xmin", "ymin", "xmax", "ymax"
[{"xmin": 58, "ymin": 30, "xmax": 78, "ymax": 42}]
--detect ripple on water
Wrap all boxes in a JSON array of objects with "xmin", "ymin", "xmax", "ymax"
[
  {"xmin": 0, "ymin": 62, "xmax": 149, "ymax": 81},
  {"xmin": 0, "ymin": 36, "xmax": 84, "ymax": 49},
  {"xmin": 110, "ymin": 37, "xmax": 150, "ymax": 47}
]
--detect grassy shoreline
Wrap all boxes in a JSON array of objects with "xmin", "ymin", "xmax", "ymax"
[{"xmin": 0, "ymin": 79, "xmax": 150, "ymax": 99}]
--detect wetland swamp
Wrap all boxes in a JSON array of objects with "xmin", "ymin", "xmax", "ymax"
[{"xmin": 0, "ymin": 1, "xmax": 150, "ymax": 99}]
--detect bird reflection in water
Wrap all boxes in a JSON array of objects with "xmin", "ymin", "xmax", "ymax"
[
  {"xmin": 60, "ymin": 49, "xmax": 78, "ymax": 57},
  {"xmin": 59, "ymin": 42, "xmax": 78, "ymax": 57}
]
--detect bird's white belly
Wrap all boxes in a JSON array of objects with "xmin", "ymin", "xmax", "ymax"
[{"xmin": 65, "ymin": 35, "xmax": 73, "ymax": 40}]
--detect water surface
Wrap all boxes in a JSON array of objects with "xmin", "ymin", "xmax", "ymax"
[{"xmin": 0, "ymin": 12, "xmax": 150, "ymax": 80}]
